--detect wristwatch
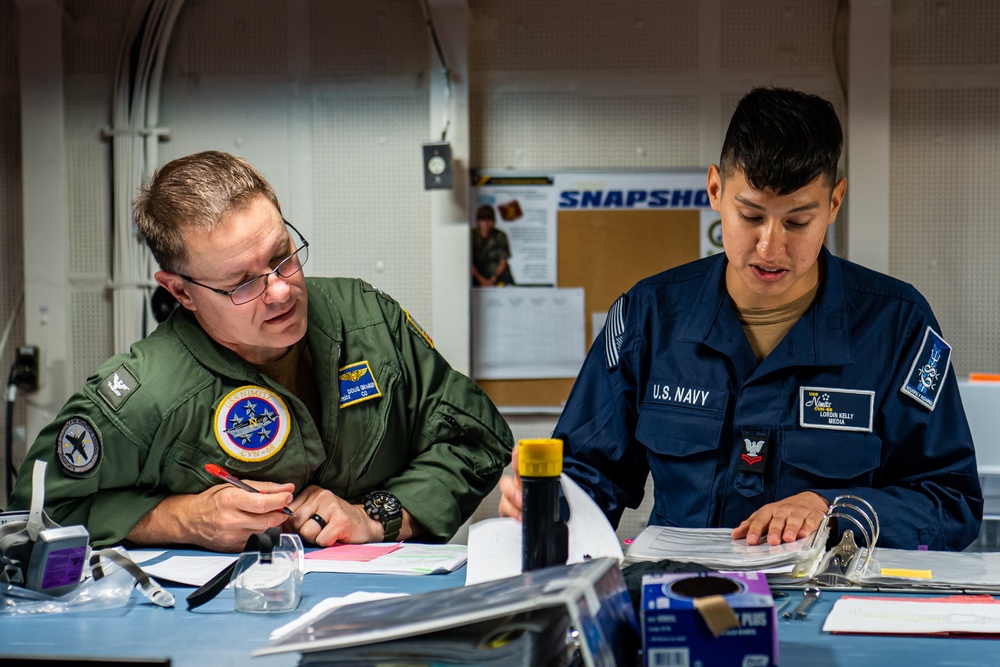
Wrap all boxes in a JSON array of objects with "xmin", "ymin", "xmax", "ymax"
[{"xmin": 362, "ymin": 490, "xmax": 403, "ymax": 542}]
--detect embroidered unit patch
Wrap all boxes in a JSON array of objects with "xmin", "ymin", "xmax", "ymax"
[
  {"xmin": 97, "ymin": 364, "xmax": 140, "ymax": 412},
  {"xmin": 339, "ymin": 360, "xmax": 382, "ymax": 407},
  {"xmin": 799, "ymin": 387, "xmax": 875, "ymax": 432},
  {"xmin": 900, "ymin": 326, "xmax": 952, "ymax": 411},
  {"xmin": 57, "ymin": 416, "xmax": 101, "ymax": 475},
  {"xmin": 213, "ymin": 386, "xmax": 291, "ymax": 462}
]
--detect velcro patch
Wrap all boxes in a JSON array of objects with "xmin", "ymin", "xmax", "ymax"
[
  {"xmin": 738, "ymin": 427, "xmax": 770, "ymax": 473},
  {"xmin": 97, "ymin": 364, "xmax": 140, "ymax": 412},
  {"xmin": 900, "ymin": 326, "xmax": 952, "ymax": 411},
  {"xmin": 339, "ymin": 361, "xmax": 382, "ymax": 407},
  {"xmin": 57, "ymin": 416, "xmax": 101, "ymax": 476},
  {"xmin": 604, "ymin": 295, "xmax": 626, "ymax": 369},
  {"xmin": 404, "ymin": 310, "xmax": 434, "ymax": 349},
  {"xmin": 799, "ymin": 387, "xmax": 875, "ymax": 432}
]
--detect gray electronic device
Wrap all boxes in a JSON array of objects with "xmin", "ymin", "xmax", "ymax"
[{"xmin": 25, "ymin": 525, "xmax": 90, "ymax": 596}]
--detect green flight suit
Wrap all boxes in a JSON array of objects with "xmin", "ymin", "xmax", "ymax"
[{"xmin": 10, "ymin": 277, "xmax": 513, "ymax": 548}]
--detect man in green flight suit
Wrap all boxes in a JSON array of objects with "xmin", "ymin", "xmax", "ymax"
[{"xmin": 11, "ymin": 151, "xmax": 514, "ymax": 552}]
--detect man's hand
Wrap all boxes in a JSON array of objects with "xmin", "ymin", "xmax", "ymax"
[
  {"xmin": 127, "ymin": 480, "xmax": 296, "ymax": 552},
  {"xmin": 731, "ymin": 491, "xmax": 829, "ymax": 546},
  {"xmin": 291, "ymin": 485, "xmax": 417, "ymax": 547},
  {"xmin": 497, "ymin": 445, "xmax": 523, "ymax": 521}
]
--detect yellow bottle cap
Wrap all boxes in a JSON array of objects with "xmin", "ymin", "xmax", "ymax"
[{"xmin": 518, "ymin": 438, "xmax": 563, "ymax": 478}]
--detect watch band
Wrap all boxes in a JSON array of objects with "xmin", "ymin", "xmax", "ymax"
[{"xmin": 382, "ymin": 514, "xmax": 402, "ymax": 542}]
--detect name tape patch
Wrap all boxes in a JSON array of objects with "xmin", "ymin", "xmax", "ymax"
[
  {"xmin": 900, "ymin": 326, "xmax": 952, "ymax": 412},
  {"xmin": 799, "ymin": 387, "xmax": 875, "ymax": 432},
  {"xmin": 339, "ymin": 361, "xmax": 382, "ymax": 407}
]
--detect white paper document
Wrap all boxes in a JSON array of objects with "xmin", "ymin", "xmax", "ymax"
[
  {"xmin": 471, "ymin": 287, "xmax": 586, "ymax": 380},
  {"xmin": 823, "ymin": 597, "xmax": 1000, "ymax": 635},
  {"xmin": 142, "ymin": 554, "xmax": 238, "ymax": 586},
  {"xmin": 465, "ymin": 474, "xmax": 624, "ymax": 586},
  {"xmin": 625, "ymin": 525, "xmax": 825, "ymax": 570}
]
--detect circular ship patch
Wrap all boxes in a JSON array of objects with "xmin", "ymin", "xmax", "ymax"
[
  {"xmin": 57, "ymin": 416, "xmax": 101, "ymax": 475},
  {"xmin": 213, "ymin": 386, "xmax": 291, "ymax": 462}
]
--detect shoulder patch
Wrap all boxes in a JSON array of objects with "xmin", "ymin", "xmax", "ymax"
[
  {"xmin": 604, "ymin": 295, "xmax": 627, "ymax": 369},
  {"xmin": 97, "ymin": 364, "xmax": 140, "ymax": 412},
  {"xmin": 57, "ymin": 416, "xmax": 101, "ymax": 476},
  {"xmin": 404, "ymin": 310, "xmax": 434, "ymax": 348},
  {"xmin": 900, "ymin": 326, "xmax": 952, "ymax": 411}
]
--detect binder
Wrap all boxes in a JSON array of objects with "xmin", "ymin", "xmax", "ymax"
[
  {"xmin": 625, "ymin": 494, "xmax": 1000, "ymax": 593},
  {"xmin": 254, "ymin": 557, "xmax": 641, "ymax": 667}
]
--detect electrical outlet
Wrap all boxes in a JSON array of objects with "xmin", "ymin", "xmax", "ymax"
[
  {"xmin": 422, "ymin": 142, "xmax": 453, "ymax": 190},
  {"xmin": 14, "ymin": 345, "xmax": 39, "ymax": 393}
]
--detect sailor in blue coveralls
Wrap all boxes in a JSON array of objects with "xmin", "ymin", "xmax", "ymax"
[{"xmin": 499, "ymin": 87, "xmax": 982, "ymax": 551}]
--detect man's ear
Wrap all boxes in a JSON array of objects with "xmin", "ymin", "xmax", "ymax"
[
  {"xmin": 706, "ymin": 165, "xmax": 724, "ymax": 213},
  {"xmin": 828, "ymin": 177, "xmax": 847, "ymax": 223},
  {"xmin": 155, "ymin": 271, "xmax": 196, "ymax": 311}
]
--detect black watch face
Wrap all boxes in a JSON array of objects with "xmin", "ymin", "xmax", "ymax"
[{"xmin": 368, "ymin": 491, "xmax": 401, "ymax": 520}]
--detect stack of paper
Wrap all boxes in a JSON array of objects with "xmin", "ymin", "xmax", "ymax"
[
  {"xmin": 625, "ymin": 525, "xmax": 826, "ymax": 572},
  {"xmin": 823, "ymin": 595, "xmax": 1000, "ymax": 635}
]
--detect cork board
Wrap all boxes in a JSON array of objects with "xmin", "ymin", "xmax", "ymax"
[{"xmin": 477, "ymin": 209, "xmax": 701, "ymax": 408}]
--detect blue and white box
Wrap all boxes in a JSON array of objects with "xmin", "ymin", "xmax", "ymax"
[{"xmin": 640, "ymin": 571, "xmax": 778, "ymax": 666}]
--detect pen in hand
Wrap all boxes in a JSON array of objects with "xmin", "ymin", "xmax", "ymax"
[{"xmin": 204, "ymin": 463, "xmax": 296, "ymax": 517}]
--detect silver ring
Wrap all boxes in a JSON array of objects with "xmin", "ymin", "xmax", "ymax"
[{"xmin": 309, "ymin": 513, "xmax": 327, "ymax": 530}]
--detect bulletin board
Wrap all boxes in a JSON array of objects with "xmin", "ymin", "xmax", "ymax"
[{"xmin": 471, "ymin": 171, "xmax": 715, "ymax": 410}]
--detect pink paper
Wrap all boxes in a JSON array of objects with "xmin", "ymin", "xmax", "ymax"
[{"xmin": 304, "ymin": 543, "xmax": 401, "ymax": 562}]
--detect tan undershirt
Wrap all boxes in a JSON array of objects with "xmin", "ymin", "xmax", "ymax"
[
  {"xmin": 737, "ymin": 281, "xmax": 820, "ymax": 361},
  {"xmin": 252, "ymin": 339, "xmax": 323, "ymax": 427}
]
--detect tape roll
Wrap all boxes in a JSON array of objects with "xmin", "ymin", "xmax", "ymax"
[{"xmin": 669, "ymin": 575, "xmax": 742, "ymax": 637}]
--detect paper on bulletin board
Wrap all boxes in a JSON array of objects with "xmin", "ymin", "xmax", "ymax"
[
  {"xmin": 471, "ymin": 175, "xmax": 559, "ymax": 286},
  {"xmin": 471, "ymin": 287, "xmax": 586, "ymax": 379}
]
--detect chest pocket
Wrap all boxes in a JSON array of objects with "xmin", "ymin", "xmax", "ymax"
[
  {"xmin": 636, "ymin": 403, "xmax": 726, "ymax": 527},
  {"xmin": 777, "ymin": 429, "xmax": 882, "ymax": 502},
  {"xmin": 318, "ymin": 365, "xmax": 400, "ymax": 497}
]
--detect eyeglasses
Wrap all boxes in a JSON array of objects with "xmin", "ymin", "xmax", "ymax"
[{"xmin": 181, "ymin": 220, "xmax": 310, "ymax": 306}]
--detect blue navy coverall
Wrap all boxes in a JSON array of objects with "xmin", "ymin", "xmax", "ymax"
[{"xmin": 558, "ymin": 247, "xmax": 982, "ymax": 550}]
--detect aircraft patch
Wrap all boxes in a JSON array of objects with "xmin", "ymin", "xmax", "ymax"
[
  {"xmin": 213, "ymin": 386, "xmax": 291, "ymax": 462},
  {"xmin": 57, "ymin": 416, "xmax": 101, "ymax": 476}
]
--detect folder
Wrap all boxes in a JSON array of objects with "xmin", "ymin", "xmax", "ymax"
[{"xmin": 254, "ymin": 557, "xmax": 640, "ymax": 667}]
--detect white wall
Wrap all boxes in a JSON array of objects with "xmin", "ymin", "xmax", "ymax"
[{"xmin": 6, "ymin": 1, "xmax": 1000, "ymax": 520}]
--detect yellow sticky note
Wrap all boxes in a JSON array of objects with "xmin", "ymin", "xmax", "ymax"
[{"xmin": 881, "ymin": 568, "xmax": 933, "ymax": 579}]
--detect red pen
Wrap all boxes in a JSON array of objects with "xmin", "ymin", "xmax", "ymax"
[{"xmin": 204, "ymin": 463, "xmax": 296, "ymax": 517}]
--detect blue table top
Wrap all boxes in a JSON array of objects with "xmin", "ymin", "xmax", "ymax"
[{"xmin": 1, "ymin": 552, "xmax": 998, "ymax": 666}]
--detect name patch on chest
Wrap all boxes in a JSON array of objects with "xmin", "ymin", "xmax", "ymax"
[
  {"xmin": 900, "ymin": 326, "xmax": 952, "ymax": 412},
  {"xmin": 339, "ymin": 361, "xmax": 382, "ymax": 407},
  {"xmin": 799, "ymin": 387, "xmax": 875, "ymax": 432},
  {"xmin": 213, "ymin": 386, "xmax": 291, "ymax": 462}
]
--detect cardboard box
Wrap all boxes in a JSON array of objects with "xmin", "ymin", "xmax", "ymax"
[{"xmin": 641, "ymin": 571, "xmax": 777, "ymax": 667}]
